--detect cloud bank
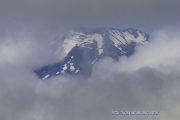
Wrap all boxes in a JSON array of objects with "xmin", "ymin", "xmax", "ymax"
[{"xmin": 0, "ymin": 28, "xmax": 180, "ymax": 120}]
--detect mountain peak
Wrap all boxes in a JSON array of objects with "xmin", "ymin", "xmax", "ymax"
[
  {"xmin": 62, "ymin": 28, "xmax": 149, "ymax": 57},
  {"xmin": 34, "ymin": 27, "xmax": 149, "ymax": 80}
]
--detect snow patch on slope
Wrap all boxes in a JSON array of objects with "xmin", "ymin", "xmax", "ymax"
[
  {"xmin": 109, "ymin": 30, "xmax": 147, "ymax": 50},
  {"xmin": 63, "ymin": 31, "xmax": 104, "ymax": 56}
]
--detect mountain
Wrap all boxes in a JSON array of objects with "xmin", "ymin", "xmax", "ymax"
[{"xmin": 34, "ymin": 28, "xmax": 149, "ymax": 80}]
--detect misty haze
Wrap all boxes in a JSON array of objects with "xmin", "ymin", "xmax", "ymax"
[{"xmin": 0, "ymin": 0, "xmax": 180, "ymax": 120}]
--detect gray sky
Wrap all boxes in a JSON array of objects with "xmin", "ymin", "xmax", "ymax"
[
  {"xmin": 0, "ymin": 0, "xmax": 180, "ymax": 31},
  {"xmin": 1, "ymin": 1, "xmax": 180, "ymax": 120}
]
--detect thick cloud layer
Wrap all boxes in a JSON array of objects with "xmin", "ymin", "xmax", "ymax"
[
  {"xmin": 0, "ymin": 0, "xmax": 180, "ymax": 29},
  {"xmin": 0, "ymin": 28, "xmax": 180, "ymax": 120}
]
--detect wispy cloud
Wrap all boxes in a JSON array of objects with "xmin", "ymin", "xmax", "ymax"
[{"xmin": 0, "ymin": 28, "xmax": 180, "ymax": 120}]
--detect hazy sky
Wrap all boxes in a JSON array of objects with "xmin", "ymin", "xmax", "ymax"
[
  {"xmin": 1, "ymin": 1, "xmax": 180, "ymax": 120},
  {"xmin": 0, "ymin": 0, "xmax": 180, "ymax": 31}
]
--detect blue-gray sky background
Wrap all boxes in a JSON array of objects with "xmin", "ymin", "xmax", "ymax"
[{"xmin": 0, "ymin": 0, "xmax": 180, "ymax": 31}]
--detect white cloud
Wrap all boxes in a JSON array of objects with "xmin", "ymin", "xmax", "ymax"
[
  {"xmin": 0, "ymin": 27, "xmax": 180, "ymax": 120},
  {"xmin": 0, "ymin": 28, "xmax": 63, "ymax": 69}
]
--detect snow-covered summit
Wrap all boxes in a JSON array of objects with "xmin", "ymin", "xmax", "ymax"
[
  {"xmin": 63, "ymin": 31, "xmax": 104, "ymax": 56},
  {"xmin": 62, "ymin": 28, "xmax": 148, "ymax": 57},
  {"xmin": 34, "ymin": 28, "xmax": 149, "ymax": 80}
]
